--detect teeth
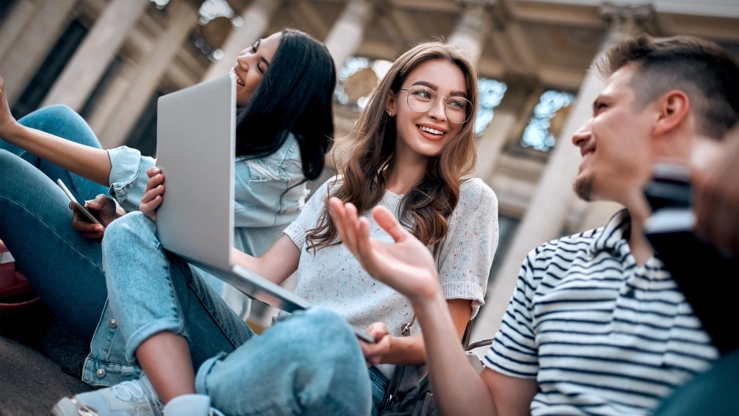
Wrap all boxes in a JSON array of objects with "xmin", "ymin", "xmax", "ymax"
[
  {"xmin": 231, "ymin": 69, "xmax": 245, "ymax": 86},
  {"xmin": 419, "ymin": 126, "xmax": 443, "ymax": 135}
]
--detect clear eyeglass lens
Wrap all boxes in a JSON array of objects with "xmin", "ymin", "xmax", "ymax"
[{"xmin": 406, "ymin": 86, "xmax": 470, "ymax": 124}]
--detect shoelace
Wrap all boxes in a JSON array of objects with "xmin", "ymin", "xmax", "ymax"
[
  {"xmin": 110, "ymin": 380, "xmax": 148, "ymax": 402},
  {"xmin": 108, "ymin": 379, "xmax": 222, "ymax": 416},
  {"xmin": 110, "ymin": 379, "xmax": 163, "ymax": 415}
]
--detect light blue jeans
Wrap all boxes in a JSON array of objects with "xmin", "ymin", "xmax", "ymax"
[
  {"xmin": 0, "ymin": 105, "xmax": 109, "ymax": 340},
  {"xmin": 102, "ymin": 212, "xmax": 383, "ymax": 415}
]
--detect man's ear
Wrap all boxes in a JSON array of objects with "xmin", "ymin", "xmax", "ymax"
[
  {"xmin": 653, "ymin": 90, "xmax": 691, "ymax": 137},
  {"xmin": 385, "ymin": 91, "xmax": 397, "ymax": 116}
]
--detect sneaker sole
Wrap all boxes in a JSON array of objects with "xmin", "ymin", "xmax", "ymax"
[{"xmin": 51, "ymin": 397, "xmax": 95, "ymax": 416}]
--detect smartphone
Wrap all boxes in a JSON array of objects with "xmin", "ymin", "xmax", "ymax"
[
  {"xmin": 56, "ymin": 179, "xmax": 103, "ymax": 226},
  {"xmin": 643, "ymin": 163, "xmax": 738, "ymax": 354}
]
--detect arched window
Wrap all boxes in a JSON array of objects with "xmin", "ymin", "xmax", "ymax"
[{"xmin": 520, "ymin": 89, "xmax": 574, "ymax": 152}]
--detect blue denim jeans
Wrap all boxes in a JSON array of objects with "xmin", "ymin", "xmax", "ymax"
[
  {"xmin": 100, "ymin": 212, "xmax": 379, "ymax": 414},
  {"xmin": 0, "ymin": 105, "xmax": 109, "ymax": 340}
]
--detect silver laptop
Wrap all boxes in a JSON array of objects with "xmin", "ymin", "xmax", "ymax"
[{"xmin": 154, "ymin": 75, "xmax": 373, "ymax": 342}]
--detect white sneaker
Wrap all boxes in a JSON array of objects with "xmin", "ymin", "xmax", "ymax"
[
  {"xmin": 51, "ymin": 377, "xmax": 163, "ymax": 416},
  {"xmin": 162, "ymin": 394, "xmax": 224, "ymax": 416}
]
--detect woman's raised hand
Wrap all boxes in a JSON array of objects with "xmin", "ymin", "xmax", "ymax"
[
  {"xmin": 328, "ymin": 197, "xmax": 441, "ymax": 307},
  {"xmin": 140, "ymin": 167, "xmax": 165, "ymax": 221},
  {"xmin": 0, "ymin": 76, "xmax": 18, "ymax": 137}
]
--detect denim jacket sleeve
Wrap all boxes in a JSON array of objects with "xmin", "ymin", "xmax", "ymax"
[{"xmin": 107, "ymin": 146, "xmax": 156, "ymax": 213}]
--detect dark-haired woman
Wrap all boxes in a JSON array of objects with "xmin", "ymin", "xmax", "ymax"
[
  {"xmin": 56, "ymin": 41, "xmax": 499, "ymax": 416},
  {"xmin": 0, "ymin": 29, "xmax": 334, "ymax": 361}
]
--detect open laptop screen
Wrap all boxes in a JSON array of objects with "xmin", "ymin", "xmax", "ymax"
[{"xmin": 154, "ymin": 74, "xmax": 236, "ymax": 270}]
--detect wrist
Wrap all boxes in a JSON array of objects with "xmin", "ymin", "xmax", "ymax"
[
  {"xmin": 409, "ymin": 276, "xmax": 443, "ymax": 309},
  {"xmin": 410, "ymin": 285, "xmax": 446, "ymax": 319},
  {"xmin": 2, "ymin": 120, "xmax": 22, "ymax": 141}
]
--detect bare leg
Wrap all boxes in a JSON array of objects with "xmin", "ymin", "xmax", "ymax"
[{"xmin": 136, "ymin": 332, "xmax": 196, "ymax": 403}]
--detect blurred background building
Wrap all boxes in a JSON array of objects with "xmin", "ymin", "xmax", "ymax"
[{"xmin": 1, "ymin": 0, "xmax": 737, "ymax": 342}]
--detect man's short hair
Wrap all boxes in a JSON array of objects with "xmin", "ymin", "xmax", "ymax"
[{"xmin": 597, "ymin": 35, "xmax": 739, "ymax": 139}]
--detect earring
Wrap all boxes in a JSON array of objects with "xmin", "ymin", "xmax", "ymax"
[{"xmin": 387, "ymin": 111, "xmax": 393, "ymax": 116}]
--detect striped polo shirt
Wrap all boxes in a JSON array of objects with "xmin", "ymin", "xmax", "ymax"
[{"xmin": 484, "ymin": 210, "xmax": 718, "ymax": 415}]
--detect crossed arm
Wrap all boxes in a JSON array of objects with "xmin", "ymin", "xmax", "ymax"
[{"xmin": 327, "ymin": 197, "xmax": 538, "ymax": 415}]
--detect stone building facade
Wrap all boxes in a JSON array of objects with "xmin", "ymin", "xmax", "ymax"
[{"xmin": 1, "ymin": 0, "xmax": 738, "ymax": 345}]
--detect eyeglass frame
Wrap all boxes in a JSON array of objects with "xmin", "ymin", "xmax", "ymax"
[{"xmin": 398, "ymin": 86, "xmax": 472, "ymax": 124}]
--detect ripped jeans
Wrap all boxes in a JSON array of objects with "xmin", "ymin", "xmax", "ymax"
[{"xmin": 94, "ymin": 211, "xmax": 382, "ymax": 415}]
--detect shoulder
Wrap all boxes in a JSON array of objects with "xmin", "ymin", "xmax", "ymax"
[
  {"xmin": 455, "ymin": 177, "xmax": 498, "ymax": 214},
  {"xmin": 524, "ymin": 228, "xmax": 599, "ymax": 272},
  {"xmin": 306, "ymin": 175, "xmax": 343, "ymax": 201}
]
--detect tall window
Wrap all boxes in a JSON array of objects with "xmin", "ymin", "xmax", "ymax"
[
  {"xmin": 520, "ymin": 90, "xmax": 575, "ymax": 152},
  {"xmin": 487, "ymin": 214, "xmax": 519, "ymax": 285},
  {"xmin": 334, "ymin": 57, "xmax": 392, "ymax": 111},
  {"xmin": 475, "ymin": 78, "xmax": 507, "ymax": 136}
]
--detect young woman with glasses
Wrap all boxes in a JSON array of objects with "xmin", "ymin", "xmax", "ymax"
[
  {"xmin": 54, "ymin": 41, "xmax": 499, "ymax": 416},
  {"xmin": 0, "ymin": 29, "xmax": 334, "ymax": 355}
]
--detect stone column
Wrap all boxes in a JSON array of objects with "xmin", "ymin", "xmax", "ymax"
[
  {"xmin": 471, "ymin": 5, "xmax": 654, "ymax": 344},
  {"xmin": 324, "ymin": 0, "xmax": 375, "ymax": 70},
  {"xmin": 0, "ymin": 0, "xmax": 78, "ymax": 105},
  {"xmin": 448, "ymin": 0, "xmax": 494, "ymax": 65},
  {"xmin": 0, "ymin": 0, "xmax": 43, "ymax": 62},
  {"xmin": 100, "ymin": 0, "xmax": 198, "ymax": 148},
  {"xmin": 40, "ymin": 0, "xmax": 149, "ymax": 111},
  {"xmin": 202, "ymin": 0, "xmax": 281, "ymax": 82},
  {"xmin": 475, "ymin": 79, "xmax": 537, "ymax": 182}
]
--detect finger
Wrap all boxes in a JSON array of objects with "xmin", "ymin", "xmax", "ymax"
[
  {"xmin": 328, "ymin": 198, "xmax": 349, "ymax": 243},
  {"xmin": 343, "ymin": 203, "xmax": 360, "ymax": 250},
  {"xmin": 358, "ymin": 340, "xmax": 371, "ymax": 357},
  {"xmin": 144, "ymin": 173, "xmax": 164, "ymax": 194},
  {"xmin": 146, "ymin": 167, "xmax": 161, "ymax": 179},
  {"xmin": 141, "ymin": 185, "xmax": 164, "ymax": 205},
  {"xmin": 72, "ymin": 218, "xmax": 103, "ymax": 233},
  {"xmin": 147, "ymin": 174, "xmax": 164, "ymax": 192},
  {"xmin": 140, "ymin": 195, "xmax": 162, "ymax": 213},
  {"xmin": 81, "ymin": 230, "xmax": 105, "ymax": 240},
  {"xmin": 372, "ymin": 206, "xmax": 408, "ymax": 243},
  {"xmin": 72, "ymin": 214, "xmax": 104, "ymax": 231},
  {"xmin": 354, "ymin": 218, "xmax": 377, "ymax": 267},
  {"xmin": 367, "ymin": 322, "xmax": 390, "ymax": 336}
]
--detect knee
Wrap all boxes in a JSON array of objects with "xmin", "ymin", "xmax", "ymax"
[
  {"xmin": 102, "ymin": 212, "xmax": 157, "ymax": 257},
  {"xmin": 0, "ymin": 150, "xmax": 26, "ymax": 184},
  {"xmin": 19, "ymin": 105, "xmax": 79, "ymax": 127},
  {"xmin": 283, "ymin": 308, "xmax": 367, "ymax": 369},
  {"xmin": 0, "ymin": 149, "xmax": 15, "ymax": 166}
]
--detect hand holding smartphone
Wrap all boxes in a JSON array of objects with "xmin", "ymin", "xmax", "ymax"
[
  {"xmin": 643, "ymin": 164, "xmax": 738, "ymax": 354},
  {"xmin": 56, "ymin": 179, "xmax": 103, "ymax": 227}
]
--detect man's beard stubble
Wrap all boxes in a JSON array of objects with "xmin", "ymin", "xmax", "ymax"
[{"xmin": 574, "ymin": 176, "xmax": 594, "ymax": 202}]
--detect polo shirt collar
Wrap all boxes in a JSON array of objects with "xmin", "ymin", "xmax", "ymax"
[{"xmin": 589, "ymin": 208, "xmax": 631, "ymax": 256}]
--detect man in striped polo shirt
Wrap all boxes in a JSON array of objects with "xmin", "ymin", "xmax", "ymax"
[{"xmin": 329, "ymin": 35, "xmax": 739, "ymax": 415}]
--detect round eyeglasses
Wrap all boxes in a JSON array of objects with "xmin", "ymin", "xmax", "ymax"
[{"xmin": 399, "ymin": 86, "xmax": 472, "ymax": 124}]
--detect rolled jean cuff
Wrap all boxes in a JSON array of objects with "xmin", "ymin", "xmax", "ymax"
[
  {"xmin": 124, "ymin": 317, "xmax": 187, "ymax": 363},
  {"xmin": 195, "ymin": 352, "xmax": 228, "ymax": 395}
]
